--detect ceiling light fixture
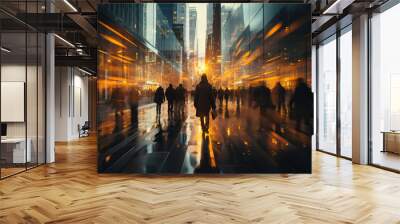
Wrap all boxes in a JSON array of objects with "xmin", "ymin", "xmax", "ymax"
[
  {"xmin": 78, "ymin": 67, "xmax": 93, "ymax": 76},
  {"xmin": 1, "ymin": 47, "xmax": 11, "ymax": 53},
  {"xmin": 54, "ymin": 34, "xmax": 75, "ymax": 48},
  {"xmin": 63, "ymin": 0, "xmax": 78, "ymax": 12},
  {"xmin": 322, "ymin": 0, "xmax": 350, "ymax": 15}
]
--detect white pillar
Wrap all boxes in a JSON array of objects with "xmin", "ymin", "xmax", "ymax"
[
  {"xmin": 312, "ymin": 45, "xmax": 317, "ymax": 151},
  {"xmin": 352, "ymin": 14, "xmax": 369, "ymax": 164},
  {"xmin": 46, "ymin": 32, "xmax": 55, "ymax": 163}
]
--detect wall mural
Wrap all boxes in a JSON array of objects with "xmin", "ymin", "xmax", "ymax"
[{"xmin": 97, "ymin": 3, "xmax": 312, "ymax": 174}]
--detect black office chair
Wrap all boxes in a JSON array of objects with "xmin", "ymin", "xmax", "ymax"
[{"xmin": 78, "ymin": 121, "xmax": 90, "ymax": 138}]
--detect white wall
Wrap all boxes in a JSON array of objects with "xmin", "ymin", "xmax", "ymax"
[
  {"xmin": 55, "ymin": 67, "xmax": 89, "ymax": 141},
  {"xmin": 1, "ymin": 63, "xmax": 46, "ymax": 164},
  {"xmin": 1, "ymin": 64, "xmax": 37, "ymax": 138}
]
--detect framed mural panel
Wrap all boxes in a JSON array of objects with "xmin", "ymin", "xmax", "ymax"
[{"xmin": 97, "ymin": 3, "xmax": 312, "ymax": 174}]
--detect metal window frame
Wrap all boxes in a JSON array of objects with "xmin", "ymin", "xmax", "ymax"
[
  {"xmin": 0, "ymin": 0, "xmax": 47, "ymax": 180},
  {"xmin": 315, "ymin": 24, "xmax": 353, "ymax": 161},
  {"xmin": 367, "ymin": 0, "xmax": 400, "ymax": 173}
]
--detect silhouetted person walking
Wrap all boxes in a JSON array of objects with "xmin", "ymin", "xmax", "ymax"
[
  {"xmin": 175, "ymin": 84, "xmax": 186, "ymax": 116},
  {"xmin": 235, "ymin": 89, "xmax": 241, "ymax": 107},
  {"xmin": 129, "ymin": 86, "xmax": 140, "ymax": 129},
  {"xmin": 224, "ymin": 88, "xmax": 230, "ymax": 107},
  {"xmin": 255, "ymin": 82, "xmax": 273, "ymax": 115},
  {"xmin": 194, "ymin": 74, "xmax": 216, "ymax": 133},
  {"xmin": 290, "ymin": 78, "xmax": 312, "ymax": 132},
  {"xmin": 212, "ymin": 87, "xmax": 218, "ymax": 105},
  {"xmin": 217, "ymin": 88, "xmax": 224, "ymax": 108},
  {"xmin": 273, "ymin": 82, "xmax": 286, "ymax": 114},
  {"xmin": 248, "ymin": 86, "xmax": 255, "ymax": 107},
  {"xmin": 154, "ymin": 86, "xmax": 165, "ymax": 120},
  {"xmin": 255, "ymin": 82, "xmax": 273, "ymax": 131},
  {"xmin": 111, "ymin": 86, "xmax": 125, "ymax": 133},
  {"xmin": 165, "ymin": 84, "xmax": 175, "ymax": 113}
]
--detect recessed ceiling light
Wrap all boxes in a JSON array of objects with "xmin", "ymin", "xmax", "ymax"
[
  {"xmin": 78, "ymin": 67, "xmax": 93, "ymax": 76},
  {"xmin": 1, "ymin": 47, "xmax": 11, "ymax": 53},
  {"xmin": 63, "ymin": 0, "xmax": 78, "ymax": 12},
  {"xmin": 54, "ymin": 34, "xmax": 75, "ymax": 48}
]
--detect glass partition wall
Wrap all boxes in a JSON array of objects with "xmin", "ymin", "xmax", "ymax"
[
  {"xmin": 339, "ymin": 27, "xmax": 352, "ymax": 158},
  {"xmin": 370, "ymin": 3, "xmax": 400, "ymax": 171},
  {"xmin": 0, "ymin": 2, "xmax": 46, "ymax": 179},
  {"xmin": 316, "ymin": 26, "xmax": 352, "ymax": 159},
  {"xmin": 317, "ymin": 35, "xmax": 337, "ymax": 155}
]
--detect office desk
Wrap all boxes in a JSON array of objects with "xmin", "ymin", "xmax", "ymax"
[
  {"xmin": 1, "ymin": 138, "xmax": 31, "ymax": 163},
  {"xmin": 382, "ymin": 131, "xmax": 400, "ymax": 154}
]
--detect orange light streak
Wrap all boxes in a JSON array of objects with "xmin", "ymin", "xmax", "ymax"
[
  {"xmin": 99, "ymin": 21, "xmax": 138, "ymax": 47},
  {"xmin": 265, "ymin": 22, "xmax": 283, "ymax": 39},
  {"xmin": 100, "ymin": 34, "xmax": 127, "ymax": 49}
]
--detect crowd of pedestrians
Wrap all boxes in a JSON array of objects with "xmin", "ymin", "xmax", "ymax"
[
  {"xmin": 154, "ymin": 82, "xmax": 187, "ymax": 121},
  {"xmin": 152, "ymin": 74, "xmax": 313, "ymax": 134}
]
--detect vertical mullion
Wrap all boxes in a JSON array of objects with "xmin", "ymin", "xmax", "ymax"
[
  {"xmin": 367, "ymin": 12, "xmax": 373, "ymax": 165},
  {"xmin": 25, "ymin": 0, "xmax": 28, "ymax": 171},
  {"xmin": 336, "ymin": 30, "xmax": 341, "ymax": 157},
  {"xmin": 316, "ymin": 44, "xmax": 320, "ymax": 150},
  {"xmin": 36, "ymin": 0, "xmax": 39, "ymax": 167},
  {"xmin": 44, "ymin": 0, "xmax": 47, "ymax": 164}
]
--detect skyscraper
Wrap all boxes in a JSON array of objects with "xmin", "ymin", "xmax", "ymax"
[
  {"xmin": 205, "ymin": 3, "xmax": 221, "ymax": 84},
  {"xmin": 189, "ymin": 7, "xmax": 197, "ymax": 56},
  {"xmin": 206, "ymin": 3, "xmax": 213, "ymax": 35},
  {"xmin": 188, "ymin": 7, "xmax": 198, "ymax": 88},
  {"xmin": 155, "ymin": 3, "xmax": 185, "ymax": 75}
]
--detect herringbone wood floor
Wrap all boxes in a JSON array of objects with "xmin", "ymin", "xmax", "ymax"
[{"xmin": 1, "ymin": 136, "xmax": 400, "ymax": 224}]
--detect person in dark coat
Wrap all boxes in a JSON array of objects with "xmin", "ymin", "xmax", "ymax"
[
  {"xmin": 111, "ymin": 86, "xmax": 125, "ymax": 133},
  {"xmin": 194, "ymin": 74, "xmax": 216, "ymax": 133},
  {"xmin": 248, "ymin": 86, "xmax": 255, "ymax": 107},
  {"xmin": 217, "ymin": 88, "xmax": 224, "ymax": 108},
  {"xmin": 224, "ymin": 88, "xmax": 230, "ymax": 107},
  {"xmin": 175, "ymin": 84, "xmax": 186, "ymax": 116},
  {"xmin": 255, "ymin": 82, "xmax": 273, "ymax": 115},
  {"xmin": 290, "ymin": 78, "xmax": 312, "ymax": 132},
  {"xmin": 165, "ymin": 84, "xmax": 175, "ymax": 113},
  {"xmin": 212, "ymin": 87, "xmax": 218, "ymax": 105},
  {"xmin": 255, "ymin": 82, "xmax": 273, "ymax": 131},
  {"xmin": 128, "ymin": 86, "xmax": 140, "ymax": 128},
  {"xmin": 272, "ymin": 82, "xmax": 286, "ymax": 114},
  {"xmin": 154, "ymin": 86, "xmax": 165, "ymax": 119},
  {"xmin": 235, "ymin": 89, "xmax": 241, "ymax": 106}
]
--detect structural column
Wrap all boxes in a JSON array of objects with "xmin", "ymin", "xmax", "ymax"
[
  {"xmin": 352, "ymin": 14, "xmax": 369, "ymax": 164},
  {"xmin": 45, "ymin": 0, "xmax": 55, "ymax": 163}
]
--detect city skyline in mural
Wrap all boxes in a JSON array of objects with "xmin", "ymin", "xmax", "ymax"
[{"xmin": 97, "ymin": 3, "xmax": 312, "ymax": 174}]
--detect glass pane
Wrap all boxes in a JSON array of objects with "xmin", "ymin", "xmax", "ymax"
[
  {"xmin": 371, "ymin": 4, "xmax": 400, "ymax": 171},
  {"xmin": 1, "ymin": 31, "xmax": 28, "ymax": 177},
  {"xmin": 38, "ymin": 32, "xmax": 46, "ymax": 165},
  {"xmin": 318, "ymin": 37, "xmax": 337, "ymax": 154},
  {"xmin": 27, "ymin": 31, "xmax": 38, "ymax": 168},
  {"xmin": 340, "ymin": 29, "xmax": 352, "ymax": 158}
]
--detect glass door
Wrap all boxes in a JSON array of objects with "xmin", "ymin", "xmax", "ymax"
[
  {"xmin": 317, "ymin": 35, "xmax": 337, "ymax": 154},
  {"xmin": 370, "ymin": 3, "xmax": 400, "ymax": 171},
  {"xmin": 339, "ymin": 27, "xmax": 352, "ymax": 158}
]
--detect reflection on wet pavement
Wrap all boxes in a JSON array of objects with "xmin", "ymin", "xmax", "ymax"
[{"xmin": 98, "ymin": 97, "xmax": 311, "ymax": 174}]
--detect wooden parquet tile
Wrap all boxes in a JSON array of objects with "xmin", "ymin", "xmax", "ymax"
[{"xmin": 1, "ymin": 136, "xmax": 400, "ymax": 224}]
